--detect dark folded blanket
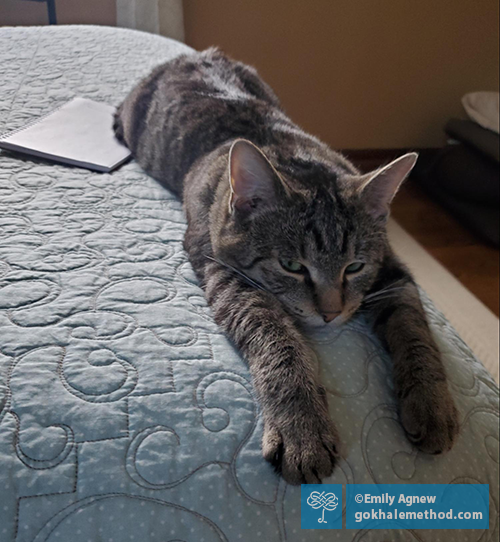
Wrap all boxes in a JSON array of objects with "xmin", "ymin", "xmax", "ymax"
[
  {"xmin": 446, "ymin": 118, "xmax": 500, "ymax": 163},
  {"xmin": 413, "ymin": 119, "xmax": 499, "ymax": 246}
]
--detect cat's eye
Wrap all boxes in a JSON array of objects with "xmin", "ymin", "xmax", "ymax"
[
  {"xmin": 279, "ymin": 258, "xmax": 306, "ymax": 274},
  {"xmin": 345, "ymin": 261, "xmax": 365, "ymax": 274}
]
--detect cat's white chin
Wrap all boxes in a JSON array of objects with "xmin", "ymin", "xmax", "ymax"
[
  {"xmin": 300, "ymin": 317, "xmax": 345, "ymax": 331},
  {"xmin": 297, "ymin": 307, "xmax": 358, "ymax": 330},
  {"xmin": 323, "ymin": 309, "xmax": 358, "ymax": 329},
  {"xmin": 330, "ymin": 314, "xmax": 348, "ymax": 327}
]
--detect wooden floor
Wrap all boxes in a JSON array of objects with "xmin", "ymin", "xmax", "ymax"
[
  {"xmin": 344, "ymin": 150, "xmax": 499, "ymax": 317},
  {"xmin": 391, "ymin": 181, "xmax": 499, "ymax": 316}
]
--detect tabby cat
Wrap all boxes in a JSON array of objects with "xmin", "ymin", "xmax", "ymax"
[{"xmin": 114, "ymin": 48, "xmax": 458, "ymax": 484}]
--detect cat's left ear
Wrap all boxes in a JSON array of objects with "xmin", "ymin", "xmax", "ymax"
[{"xmin": 356, "ymin": 153, "xmax": 418, "ymax": 219}]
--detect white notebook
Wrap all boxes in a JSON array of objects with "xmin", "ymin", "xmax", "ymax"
[{"xmin": 0, "ymin": 97, "xmax": 131, "ymax": 173}]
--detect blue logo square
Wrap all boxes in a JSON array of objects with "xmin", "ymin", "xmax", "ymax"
[{"xmin": 301, "ymin": 484, "xmax": 342, "ymax": 529}]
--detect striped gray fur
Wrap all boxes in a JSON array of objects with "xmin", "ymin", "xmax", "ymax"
[{"xmin": 114, "ymin": 47, "xmax": 458, "ymax": 484}]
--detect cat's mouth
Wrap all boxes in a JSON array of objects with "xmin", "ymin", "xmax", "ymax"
[
  {"xmin": 300, "ymin": 305, "xmax": 360, "ymax": 330},
  {"xmin": 288, "ymin": 299, "xmax": 362, "ymax": 330},
  {"xmin": 299, "ymin": 314, "xmax": 345, "ymax": 331}
]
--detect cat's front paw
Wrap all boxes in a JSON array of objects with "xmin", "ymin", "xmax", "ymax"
[
  {"xmin": 262, "ymin": 410, "xmax": 340, "ymax": 485},
  {"xmin": 399, "ymin": 382, "xmax": 459, "ymax": 455}
]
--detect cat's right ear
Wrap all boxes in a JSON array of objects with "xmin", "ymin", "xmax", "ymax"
[{"xmin": 228, "ymin": 139, "xmax": 286, "ymax": 215}]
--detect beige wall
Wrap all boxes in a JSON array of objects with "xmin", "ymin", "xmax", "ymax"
[
  {"xmin": 0, "ymin": 0, "xmax": 115, "ymax": 27},
  {"xmin": 184, "ymin": 0, "xmax": 499, "ymax": 149},
  {"xmin": 2, "ymin": 1, "xmax": 498, "ymax": 149}
]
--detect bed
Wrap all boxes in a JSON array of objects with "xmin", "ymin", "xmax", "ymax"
[{"xmin": 0, "ymin": 25, "xmax": 498, "ymax": 542}]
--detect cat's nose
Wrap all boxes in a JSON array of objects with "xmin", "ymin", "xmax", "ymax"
[{"xmin": 322, "ymin": 311, "xmax": 341, "ymax": 323}]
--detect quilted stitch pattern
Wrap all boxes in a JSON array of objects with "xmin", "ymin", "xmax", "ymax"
[{"xmin": 0, "ymin": 26, "xmax": 498, "ymax": 542}]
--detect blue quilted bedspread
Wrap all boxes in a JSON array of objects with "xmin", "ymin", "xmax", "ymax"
[{"xmin": 0, "ymin": 26, "xmax": 498, "ymax": 542}]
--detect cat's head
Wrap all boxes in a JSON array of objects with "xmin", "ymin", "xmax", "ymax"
[{"xmin": 213, "ymin": 139, "xmax": 417, "ymax": 329}]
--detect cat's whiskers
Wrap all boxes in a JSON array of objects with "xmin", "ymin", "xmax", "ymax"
[
  {"xmin": 362, "ymin": 293, "xmax": 406, "ymax": 305},
  {"xmin": 362, "ymin": 282, "xmax": 408, "ymax": 304},
  {"xmin": 205, "ymin": 255, "xmax": 269, "ymax": 293},
  {"xmin": 363, "ymin": 288, "xmax": 407, "ymax": 301}
]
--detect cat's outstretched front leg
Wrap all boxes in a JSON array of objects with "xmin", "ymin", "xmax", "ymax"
[
  {"xmin": 204, "ymin": 261, "xmax": 340, "ymax": 484},
  {"xmin": 367, "ymin": 256, "xmax": 459, "ymax": 454}
]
